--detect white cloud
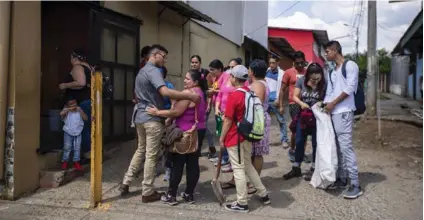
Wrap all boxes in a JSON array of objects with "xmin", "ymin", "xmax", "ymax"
[{"xmin": 268, "ymin": 0, "xmax": 422, "ymax": 54}]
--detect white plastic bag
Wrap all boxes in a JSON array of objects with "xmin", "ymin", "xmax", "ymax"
[{"xmin": 310, "ymin": 103, "xmax": 338, "ymax": 189}]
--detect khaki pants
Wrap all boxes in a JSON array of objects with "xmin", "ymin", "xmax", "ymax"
[
  {"xmin": 227, "ymin": 141, "xmax": 267, "ymax": 205},
  {"xmin": 123, "ymin": 121, "xmax": 163, "ymax": 196}
]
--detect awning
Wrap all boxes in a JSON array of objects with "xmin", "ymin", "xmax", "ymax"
[
  {"xmin": 244, "ymin": 35, "xmax": 272, "ymax": 54},
  {"xmin": 158, "ymin": 1, "xmax": 221, "ymax": 25},
  {"xmin": 392, "ymin": 10, "xmax": 423, "ymax": 54},
  {"xmin": 268, "ymin": 37, "xmax": 295, "ymax": 58}
]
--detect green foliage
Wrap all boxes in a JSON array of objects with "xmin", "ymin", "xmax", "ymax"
[{"xmin": 345, "ymin": 48, "xmax": 391, "ymax": 79}]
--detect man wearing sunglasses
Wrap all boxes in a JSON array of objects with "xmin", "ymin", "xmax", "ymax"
[{"xmin": 279, "ymin": 51, "xmax": 308, "ymax": 162}]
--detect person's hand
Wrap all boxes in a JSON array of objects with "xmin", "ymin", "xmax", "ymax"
[
  {"xmin": 146, "ymin": 106, "xmax": 159, "ymax": 116},
  {"xmin": 59, "ymin": 83, "xmax": 67, "ymax": 90},
  {"xmin": 189, "ymin": 93, "xmax": 201, "ymax": 104},
  {"xmin": 215, "ymin": 107, "xmax": 221, "ymax": 117},
  {"xmin": 219, "ymin": 136, "xmax": 225, "ymax": 148},
  {"xmin": 206, "ymin": 105, "xmax": 211, "ymax": 114},
  {"xmin": 279, "ymin": 106, "xmax": 284, "ymax": 115},
  {"xmin": 324, "ymin": 102, "xmax": 336, "ymax": 114},
  {"xmin": 300, "ymin": 102, "xmax": 310, "ymax": 110},
  {"xmin": 165, "ymin": 118, "xmax": 172, "ymax": 126}
]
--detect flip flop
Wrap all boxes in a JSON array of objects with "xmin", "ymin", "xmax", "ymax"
[{"xmin": 221, "ymin": 182, "xmax": 236, "ymax": 189}]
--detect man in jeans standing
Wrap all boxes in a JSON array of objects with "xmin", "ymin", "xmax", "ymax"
[
  {"xmin": 119, "ymin": 44, "xmax": 200, "ymax": 203},
  {"xmin": 323, "ymin": 40, "xmax": 363, "ymax": 199},
  {"xmin": 266, "ymin": 55, "xmax": 289, "ymax": 148}
]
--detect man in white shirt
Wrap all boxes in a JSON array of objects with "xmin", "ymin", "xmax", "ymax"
[
  {"xmin": 265, "ymin": 55, "xmax": 289, "ymax": 148},
  {"xmin": 323, "ymin": 41, "xmax": 362, "ymax": 199}
]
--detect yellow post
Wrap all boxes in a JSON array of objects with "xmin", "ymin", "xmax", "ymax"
[{"xmin": 90, "ymin": 71, "xmax": 103, "ymax": 208}]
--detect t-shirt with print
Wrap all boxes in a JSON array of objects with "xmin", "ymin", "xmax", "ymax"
[
  {"xmin": 134, "ymin": 62, "xmax": 166, "ymax": 124},
  {"xmin": 295, "ymin": 76, "xmax": 321, "ymax": 107},
  {"xmin": 223, "ymin": 86, "xmax": 249, "ymax": 147},
  {"xmin": 282, "ymin": 67, "xmax": 306, "ymax": 104}
]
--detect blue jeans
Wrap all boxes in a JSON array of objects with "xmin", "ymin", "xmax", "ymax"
[
  {"xmin": 63, "ymin": 132, "xmax": 82, "ymax": 162},
  {"xmin": 79, "ymin": 99, "xmax": 91, "ymax": 154},
  {"xmin": 294, "ymin": 119, "xmax": 317, "ymax": 165},
  {"xmin": 268, "ymin": 102, "xmax": 289, "ymax": 143}
]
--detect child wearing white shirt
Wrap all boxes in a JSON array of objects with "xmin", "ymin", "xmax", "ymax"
[{"xmin": 60, "ymin": 97, "xmax": 88, "ymax": 170}]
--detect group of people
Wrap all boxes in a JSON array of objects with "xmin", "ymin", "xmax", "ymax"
[{"xmin": 58, "ymin": 39, "xmax": 363, "ymax": 213}]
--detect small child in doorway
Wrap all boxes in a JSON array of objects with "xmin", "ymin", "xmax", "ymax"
[{"xmin": 60, "ymin": 97, "xmax": 88, "ymax": 171}]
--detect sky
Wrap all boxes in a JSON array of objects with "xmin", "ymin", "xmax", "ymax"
[{"xmin": 268, "ymin": 0, "xmax": 422, "ymax": 54}]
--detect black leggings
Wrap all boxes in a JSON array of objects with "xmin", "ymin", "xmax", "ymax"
[{"xmin": 169, "ymin": 129, "xmax": 206, "ymax": 197}]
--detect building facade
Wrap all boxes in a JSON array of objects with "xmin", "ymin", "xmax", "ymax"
[{"xmin": 0, "ymin": 1, "xmax": 268, "ymax": 199}]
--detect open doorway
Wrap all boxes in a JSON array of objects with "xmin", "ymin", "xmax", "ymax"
[{"xmin": 40, "ymin": 2, "xmax": 141, "ymax": 154}]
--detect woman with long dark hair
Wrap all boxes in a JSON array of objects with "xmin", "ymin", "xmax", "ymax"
[
  {"xmin": 282, "ymin": 63, "xmax": 326, "ymax": 181},
  {"xmin": 59, "ymin": 49, "xmax": 93, "ymax": 161},
  {"xmin": 190, "ymin": 55, "xmax": 216, "ymax": 158},
  {"xmin": 147, "ymin": 69, "xmax": 208, "ymax": 206}
]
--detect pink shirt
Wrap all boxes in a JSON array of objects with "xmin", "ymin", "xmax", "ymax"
[
  {"xmin": 175, "ymin": 87, "xmax": 206, "ymax": 130},
  {"xmin": 216, "ymin": 71, "xmax": 248, "ymax": 112}
]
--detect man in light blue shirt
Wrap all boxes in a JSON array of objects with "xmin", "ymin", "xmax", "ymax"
[
  {"xmin": 323, "ymin": 40, "xmax": 362, "ymax": 199},
  {"xmin": 265, "ymin": 55, "xmax": 289, "ymax": 147}
]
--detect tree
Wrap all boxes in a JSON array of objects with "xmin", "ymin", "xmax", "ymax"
[{"xmin": 345, "ymin": 48, "xmax": 391, "ymax": 78}]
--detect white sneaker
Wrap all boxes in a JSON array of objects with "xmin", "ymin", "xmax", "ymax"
[{"xmin": 282, "ymin": 142, "xmax": 289, "ymax": 149}]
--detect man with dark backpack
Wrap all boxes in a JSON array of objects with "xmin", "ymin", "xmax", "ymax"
[
  {"xmin": 219, "ymin": 65, "xmax": 270, "ymax": 213},
  {"xmin": 323, "ymin": 41, "xmax": 363, "ymax": 199}
]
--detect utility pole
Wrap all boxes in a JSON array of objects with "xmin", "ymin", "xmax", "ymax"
[
  {"xmin": 366, "ymin": 0, "xmax": 377, "ymax": 116},
  {"xmin": 355, "ymin": 26, "xmax": 359, "ymax": 60}
]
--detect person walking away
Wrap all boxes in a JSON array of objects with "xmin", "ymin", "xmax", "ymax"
[
  {"xmin": 59, "ymin": 49, "xmax": 93, "ymax": 164},
  {"xmin": 147, "ymin": 69, "xmax": 208, "ymax": 205},
  {"xmin": 190, "ymin": 55, "xmax": 216, "ymax": 158},
  {"xmin": 323, "ymin": 40, "xmax": 363, "ymax": 199},
  {"xmin": 266, "ymin": 55, "xmax": 289, "ymax": 148},
  {"xmin": 282, "ymin": 63, "xmax": 325, "ymax": 181},
  {"xmin": 60, "ymin": 97, "xmax": 88, "ymax": 171},
  {"xmin": 119, "ymin": 44, "xmax": 201, "ymax": 203},
  {"xmin": 279, "ymin": 51, "xmax": 308, "ymax": 162},
  {"xmin": 219, "ymin": 65, "xmax": 270, "ymax": 213}
]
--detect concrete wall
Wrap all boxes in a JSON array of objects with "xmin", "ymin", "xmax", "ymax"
[
  {"xmin": 390, "ymin": 55, "xmax": 410, "ymax": 96},
  {"xmin": 4, "ymin": 1, "xmax": 41, "ymax": 199},
  {"xmin": 415, "ymin": 55, "xmax": 423, "ymax": 101},
  {"xmin": 243, "ymin": 1, "xmax": 268, "ymax": 49}
]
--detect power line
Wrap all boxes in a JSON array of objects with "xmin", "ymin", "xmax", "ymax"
[{"xmin": 248, "ymin": 1, "xmax": 300, "ymax": 37}]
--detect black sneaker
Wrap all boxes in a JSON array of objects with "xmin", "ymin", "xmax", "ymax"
[
  {"xmin": 225, "ymin": 201, "xmax": 249, "ymax": 213},
  {"xmin": 326, "ymin": 178, "xmax": 348, "ymax": 190},
  {"xmin": 208, "ymin": 148, "xmax": 217, "ymax": 159},
  {"xmin": 260, "ymin": 195, "xmax": 271, "ymax": 205},
  {"xmin": 343, "ymin": 185, "xmax": 363, "ymax": 199},
  {"xmin": 161, "ymin": 193, "xmax": 178, "ymax": 206},
  {"xmin": 119, "ymin": 184, "xmax": 129, "ymax": 196},
  {"xmin": 303, "ymin": 167, "xmax": 315, "ymax": 181},
  {"xmin": 283, "ymin": 166, "xmax": 302, "ymax": 180},
  {"xmin": 181, "ymin": 192, "xmax": 195, "ymax": 204}
]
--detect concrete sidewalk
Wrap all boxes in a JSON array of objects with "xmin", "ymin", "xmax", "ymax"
[{"xmin": 375, "ymin": 93, "xmax": 423, "ymax": 126}]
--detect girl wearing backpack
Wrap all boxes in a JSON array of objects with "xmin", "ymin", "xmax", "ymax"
[{"xmin": 282, "ymin": 63, "xmax": 326, "ymax": 181}]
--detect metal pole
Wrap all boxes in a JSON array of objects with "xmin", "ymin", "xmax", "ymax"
[
  {"xmin": 0, "ymin": 1, "xmax": 11, "ymax": 180},
  {"xmin": 366, "ymin": 0, "xmax": 377, "ymax": 116},
  {"xmin": 90, "ymin": 71, "xmax": 103, "ymax": 208},
  {"xmin": 355, "ymin": 27, "xmax": 359, "ymax": 60}
]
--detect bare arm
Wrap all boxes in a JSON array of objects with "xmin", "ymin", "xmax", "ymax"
[
  {"xmin": 148, "ymin": 90, "xmax": 192, "ymax": 118},
  {"xmin": 251, "ymin": 82, "xmax": 266, "ymax": 103},
  {"xmin": 219, "ymin": 117, "xmax": 232, "ymax": 146},
  {"xmin": 60, "ymin": 107, "xmax": 69, "ymax": 118},
  {"xmin": 78, "ymin": 107, "xmax": 89, "ymax": 121},
  {"xmin": 61, "ymin": 65, "xmax": 86, "ymax": 90},
  {"xmin": 293, "ymin": 87, "xmax": 309, "ymax": 109},
  {"xmin": 158, "ymin": 86, "xmax": 200, "ymax": 103},
  {"xmin": 279, "ymin": 83, "xmax": 288, "ymax": 107}
]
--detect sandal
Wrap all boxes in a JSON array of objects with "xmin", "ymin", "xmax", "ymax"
[{"xmin": 221, "ymin": 181, "xmax": 236, "ymax": 189}]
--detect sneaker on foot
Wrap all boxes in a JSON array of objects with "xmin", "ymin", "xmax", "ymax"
[
  {"xmin": 287, "ymin": 150, "xmax": 295, "ymax": 163},
  {"xmin": 61, "ymin": 162, "xmax": 68, "ymax": 170},
  {"xmin": 214, "ymin": 159, "xmax": 230, "ymax": 167},
  {"xmin": 326, "ymin": 178, "xmax": 348, "ymax": 190},
  {"xmin": 221, "ymin": 165, "xmax": 233, "ymax": 173},
  {"xmin": 225, "ymin": 201, "xmax": 249, "ymax": 213},
  {"xmin": 119, "ymin": 184, "xmax": 129, "ymax": 196},
  {"xmin": 181, "ymin": 192, "xmax": 195, "ymax": 204},
  {"xmin": 208, "ymin": 150, "xmax": 217, "ymax": 160},
  {"xmin": 303, "ymin": 167, "xmax": 315, "ymax": 181},
  {"xmin": 260, "ymin": 195, "xmax": 271, "ymax": 205},
  {"xmin": 161, "ymin": 193, "xmax": 178, "ymax": 206},
  {"xmin": 73, "ymin": 162, "xmax": 82, "ymax": 171},
  {"xmin": 209, "ymin": 157, "xmax": 219, "ymax": 163},
  {"xmin": 282, "ymin": 142, "xmax": 289, "ymax": 149},
  {"xmin": 343, "ymin": 185, "xmax": 363, "ymax": 199},
  {"xmin": 142, "ymin": 191, "xmax": 165, "ymax": 203},
  {"xmin": 283, "ymin": 166, "xmax": 302, "ymax": 180}
]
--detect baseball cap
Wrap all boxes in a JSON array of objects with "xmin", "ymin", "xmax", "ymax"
[{"xmin": 231, "ymin": 65, "xmax": 248, "ymax": 80}]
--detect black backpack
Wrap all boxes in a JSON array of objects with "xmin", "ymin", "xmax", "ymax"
[{"xmin": 329, "ymin": 60, "xmax": 366, "ymax": 115}]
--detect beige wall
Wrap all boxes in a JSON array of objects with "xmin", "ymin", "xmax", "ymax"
[{"xmin": 6, "ymin": 1, "xmax": 41, "ymax": 199}]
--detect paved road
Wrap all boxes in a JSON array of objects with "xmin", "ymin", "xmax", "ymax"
[{"xmin": 0, "ymin": 118, "xmax": 422, "ymax": 220}]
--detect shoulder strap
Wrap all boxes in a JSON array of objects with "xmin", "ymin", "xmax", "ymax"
[{"xmin": 342, "ymin": 60, "xmax": 349, "ymax": 79}]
